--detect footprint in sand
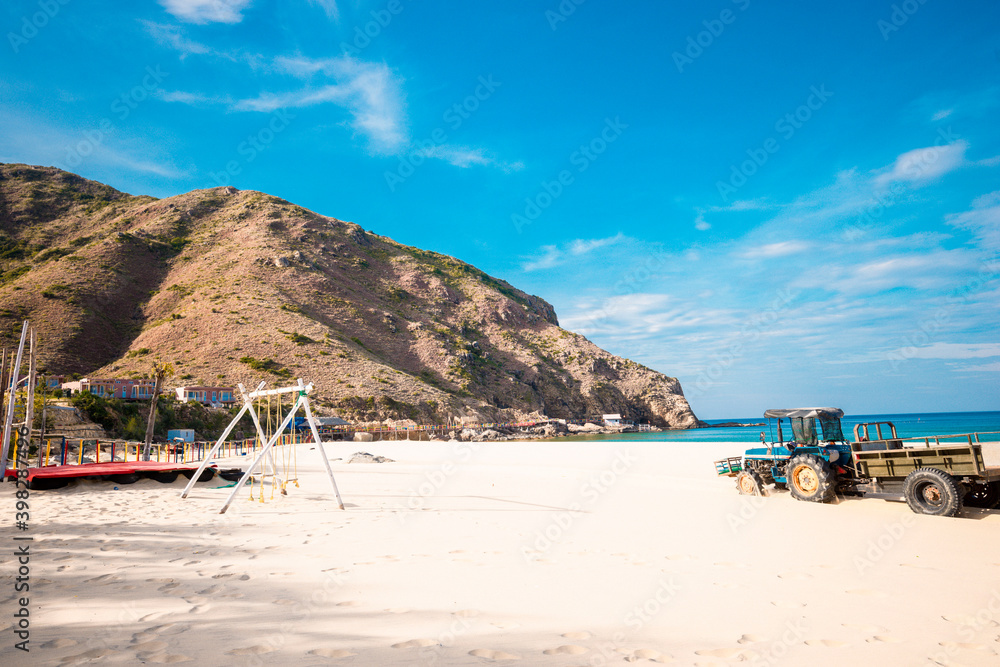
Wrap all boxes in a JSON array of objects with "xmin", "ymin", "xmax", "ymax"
[
  {"xmin": 385, "ymin": 608, "xmax": 411, "ymax": 614},
  {"xmin": 197, "ymin": 585, "xmax": 223, "ymax": 595},
  {"xmin": 132, "ymin": 640, "xmax": 169, "ymax": 653},
  {"xmin": 562, "ymin": 632, "xmax": 592, "ymax": 640},
  {"xmin": 392, "ymin": 639, "xmax": 439, "ymax": 649},
  {"xmin": 336, "ymin": 600, "xmax": 362, "ymax": 607},
  {"xmin": 227, "ymin": 645, "xmax": 275, "ymax": 655},
  {"xmin": 543, "ymin": 645, "xmax": 588, "ymax": 655},
  {"xmin": 308, "ymin": 648, "xmax": 358, "ymax": 659},
  {"xmin": 942, "ymin": 614, "xmax": 998, "ymax": 627},
  {"xmin": 738, "ymin": 634, "xmax": 768, "ymax": 644},
  {"xmin": 41, "ymin": 638, "xmax": 77, "ymax": 649},
  {"xmin": 625, "ymin": 648, "xmax": 673, "ymax": 662},
  {"xmin": 188, "ymin": 605, "xmax": 210, "ymax": 615},
  {"xmin": 147, "ymin": 624, "xmax": 190, "ymax": 636},
  {"xmin": 939, "ymin": 641, "xmax": 991, "ymax": 652},
  {"xmin": 273, "ymin": 599, "xmax": 299, "ymax": 606},
  {"xmin": 58, "ymin": 648, "xmax": 125, "ymax": 663},
  {"xmin": 804, "ymin": 639, "xmax": 848, "ymax": 648},
  {"xmin": 867, "ymin": 636, "xmax": 904, "ymax": 643},
  {"xmin": 469, "ymin": 648, "xmax": 520, "ymax": 660},
  {"xmin": 140, "ymin": 613, "xmax": 171, "ymax": 623}
]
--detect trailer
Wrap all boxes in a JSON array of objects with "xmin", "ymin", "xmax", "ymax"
[{"xmin": 715, "ymin": 408, "xmax": 1000, "ymax": 517}]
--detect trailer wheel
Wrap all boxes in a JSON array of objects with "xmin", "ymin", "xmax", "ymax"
[
  {"xmin": 904, "ymin": 468, "xmax": 963, "ymax": 517},
  {"xmin": 964, "ymin": 481, "xmax": 1000, "ymax": 509},
  {"xmin": 786, "ymin": 454, "xmax": 835, "ymax": 503},
  {"xmin": 736, "ymin": 470, "xmax": 765, "ymax": 496}
]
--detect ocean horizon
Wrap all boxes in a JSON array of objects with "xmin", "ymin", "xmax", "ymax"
[{"xmin": 561, "ymin": 410, "xmax": 1000, "ymax": 443}]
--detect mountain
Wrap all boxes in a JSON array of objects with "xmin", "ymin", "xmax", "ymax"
[{"xmin": 0, "ymin": 163, "xmax": 700, "ymax": 427}]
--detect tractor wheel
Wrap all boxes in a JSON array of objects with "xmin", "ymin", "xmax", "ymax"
[
  {"xmin": 786, "ymin": 454, "xmax": 836, "ymax": 503},
  {"xmin": 964, "ymin": 481, "xmax": 1000, "ymax": 509},
  {"xmin": 736, "ymin": 470, "xmax": 765, "ymax": 496},
  {"xmin": 904, "ymin": 468, "xmax": 963, "ymax": 517}
]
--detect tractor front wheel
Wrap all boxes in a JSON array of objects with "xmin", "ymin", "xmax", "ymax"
[
  {"xmin": 904, "ymin": 468, "xmax": 963, "ymax": 517},
  {"xmin": 786, "ymin": 454, "xmax": 835, "ymax": 503},
  {"xmin": 736, "ymin": 470, "xmax": 765, "ymax": 496}
]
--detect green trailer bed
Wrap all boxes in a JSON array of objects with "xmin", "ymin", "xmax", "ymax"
[{"xmin": 851, "ymin": 442, "xmax": 1000, "ymax": 481}]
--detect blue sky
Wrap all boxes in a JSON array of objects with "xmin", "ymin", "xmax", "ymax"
[{"xmin": 2, "ymin": 1, "xmax": 999, "ymax": 418}]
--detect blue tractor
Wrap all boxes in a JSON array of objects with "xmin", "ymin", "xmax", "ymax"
[
  {"xmin": 715, "ymin": 407, "xmax": 1000, "ymax": 516},
  {"xmin": 735, "ymin": 407, "xmax": 848, "ymax": 502}
]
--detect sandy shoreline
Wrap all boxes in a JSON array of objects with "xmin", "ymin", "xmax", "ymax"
[{"xmin": 3, "ymin": 440, "xmax": 999, "ymax": 666}]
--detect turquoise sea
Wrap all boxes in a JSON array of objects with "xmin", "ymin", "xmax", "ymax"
[{"xmin": 561, "ymin": 411, "xmax": 1000, "ymax": 443}]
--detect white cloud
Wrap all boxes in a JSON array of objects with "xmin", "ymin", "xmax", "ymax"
[
  {"xmin": 0, "ymin": 111, "xmax": 187, "ymax": 180},
  {"xmin": 889, "ymin": 342, "xmax": 1000, "ymax": 360},
  {"xmin": 416, "ymin": 145, "xmax": 523, "ymax": 172},
  {"xmin": 741, "ymin": 240, "xmax": 811, "ymax": 259},
  {"xmin": 522, "ymin": 234, "xmax": 628, "ymax": 272},
  {"xmin": 159, "ymin": 0, "xmax": 251, "ymax": 24},
  {"xmin": 962, "ymin": 361, "xmax": 1000, "ymax": 372},
  {"xmin": 796, "ymin": 250, "xmax": 974, "ymax": 294},
  {"xmin": 160, "ymin": 90, "xmax": 232, "ymax": 105},
  {"xmin": 420, "ymin": 145, "xmax": 492, "ymax": 168},
  {"xmin": 947, "ymin": 190, "xmax": 1000, "ymax": 251},
  {"xmin": 710, "ymin": 199, "xmax": 774, "ymax": 212},
  {"xmin": 694, "ymin": 210, "xmax": 710, "ymax": 231},
  {"xmin": 569, "ymin": 233, "xmax": 626, "ymax": 255},
  {"xmin": 307, "ymin": 0, "xmax": 339, "ymax": 20},
  {"xmin": 931, "ymin": 109, "xmax": 953, "ymax": 121},
  {"xmin": 142, "ymin": 21, "xmax": 213, "ymax": 57},
  {"xmin": 522, "ymin": 245, "xmax": 563, "ymax": 272},
  {"xmin": 876, "ymin": 140, "xmax": 968, "ymax": 185},
  {"xmin": 233, "ymin": 56, "xmax": 407, "ymax": 153}
]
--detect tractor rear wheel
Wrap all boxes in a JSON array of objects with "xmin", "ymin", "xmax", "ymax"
[
  {"xmin": 786, "ymin": 454, "xmax": 835, "ymax": 503},
  {"xmin": 736, "ymin": 470, "xmax": 765, "ymax": 496},
  {"xmin": 904, "ymin": 468, "xmax": 963, "ymax": 517}
]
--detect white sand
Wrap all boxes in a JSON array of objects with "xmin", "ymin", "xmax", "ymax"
[{"xmin": 5, "ymin": 440, "xmax": 1000, "ymax": 666}]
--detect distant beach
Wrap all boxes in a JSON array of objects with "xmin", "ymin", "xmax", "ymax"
[{"xmin": 560, "ymin": 411, "xmax": 1000, "ymax": 443}]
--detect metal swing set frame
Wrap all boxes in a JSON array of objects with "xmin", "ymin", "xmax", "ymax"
[{"xmin": 180, "ymin": 378, "xmax": 345, "ymax": 514}]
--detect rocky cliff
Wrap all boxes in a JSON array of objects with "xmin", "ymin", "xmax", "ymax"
[{"xmin": 0, "ymin": 163, "xmax": 699, "ymax": 427}]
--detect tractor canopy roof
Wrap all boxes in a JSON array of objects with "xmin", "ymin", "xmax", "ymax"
[{"xmin": 763, "ymin": 408, "xmax": 844, "ymax": 419}]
